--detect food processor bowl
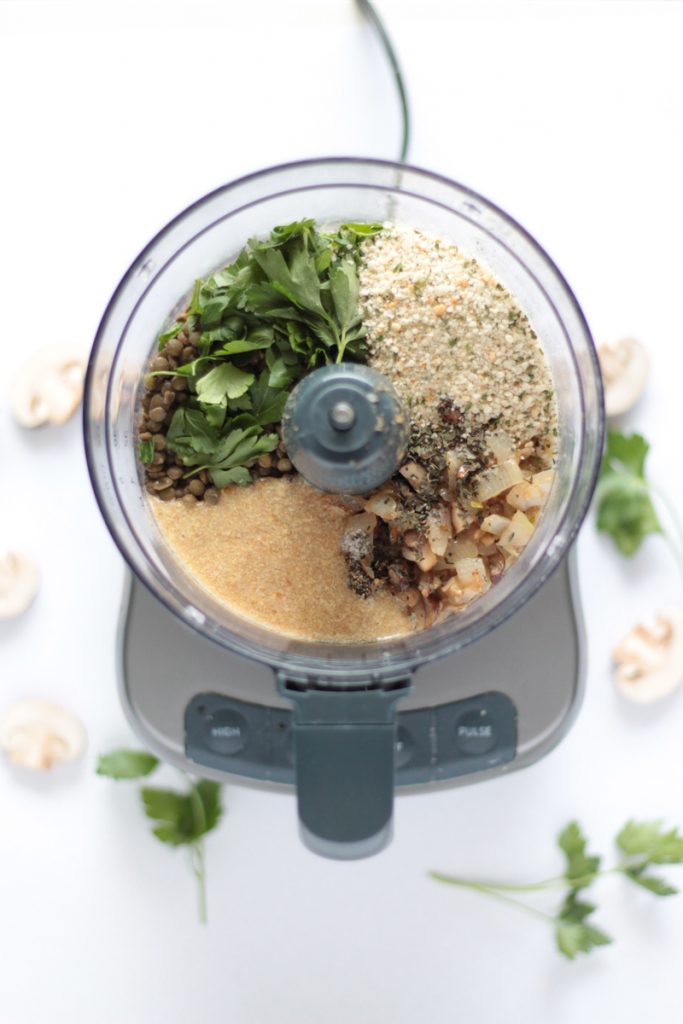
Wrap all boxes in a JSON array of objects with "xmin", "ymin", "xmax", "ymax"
[{"xmin": 84, "ymin": 158, "xmax": 604, "ymax": 857}]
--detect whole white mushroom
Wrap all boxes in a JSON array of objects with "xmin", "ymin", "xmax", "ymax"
[
  {"xmin": 612, "ymin": 608, "xmax": 683, "ymax": 703},
  {"xmin": 0, "ymin": 551, "xmax": 40, "ymax": 619},
  {"xmin": 0, "ymin": 700, "xmax": 86, "ymax": 770},
  {"xmin": 598, "ymin": 337, "xmax": 649, "ymax": 418},
  {"xmin": 11, "ymin": 345, "xmax": 86, "ymax": 428}
]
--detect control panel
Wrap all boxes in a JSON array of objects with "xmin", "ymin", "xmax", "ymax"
[{"xmin": 185, "ymin": 691, "xmax": 517, "ymax": 786}]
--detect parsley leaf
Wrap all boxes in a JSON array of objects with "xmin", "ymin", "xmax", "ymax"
[
  {"xmin": 431, "ymin": 816, "xmax": 683, "ymax": 961},
  {"xmin": 158, "ymin": 321, "xmax": 183, "ymax": 346},
  {"xmin": 138, "ymin": 439, "xmax": 155, "ymax": 465},
  {"xmin": 616, "ymin": 820, "xmax": 683, "ymax": 865},
  {"xmin": 96, "ymin": 749, "xmax": 159, "ymax": 780},
  {"xmin": 615, "ymin": 820, "xmax": 683, "ymax": 899},
  {"xmin": 558, "ymin": 821, "xmax": 601, "ymax": 888},
  {"xmin": 194, "ymin": 779, "xmax": 222, "ymax": 833},
  {"xmin": 555, "ymin": 919, "xmax": 613, "ymax": 960},
  {"xmin": 210, "ymin": 466, "xmax": 254, "ymax": 488},
  {"xmin": 624, "ymin": 869, "xmax": 678, "ymax": 896},
  {"xmin": 266, "ymin": 355, "xmax": 298, "ymax": 390},
  {"xmin": 147, "ymin": 218, "xmax": 377, "ymax": 491},
  {"xmin": 98, "ymin": 748, "xmax": 224, "ymax": 923},
  {"xmin": 249, "ymin": 369, "xmax": 291, "ymax": 424},
  {"xmin": 554, "ymin": 890, "xmax": 612, "ymax": 959},
  {"xmin": 337, "ymin": 221, "xmax": 384, "ymax": 238},
  {"xmin": 141, "ymin": 788, "xmax": 194, "ymax": 845},
  {"xmin": 196, "ymin": 363, "xmax": 255, "ymax": 404},
  {"xmin": 596, "ymin": 432, "xmax": 661, "ymax": 555}
]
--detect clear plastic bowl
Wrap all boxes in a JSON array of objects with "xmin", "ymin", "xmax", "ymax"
[{"xmin": 84, "ymin": 158, "xmax": 604, "ymax": 684}]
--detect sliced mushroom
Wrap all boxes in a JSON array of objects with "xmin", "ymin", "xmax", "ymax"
[
  {"xmin": 612, "ymin": 608, "xmax": 683, "ymax": 703},
  {"xmin": 0, "ymin": 700, "xmax": 86, "ymax": 770},
  {"xmin": 598, "ymin": 337, "xmax": 649, "ymax": 418},
  {"xmin": 11, "ymin": 345, "xmax": 86, "ymax": 428},
  {"xmin": 0, "ymin": 552, "xmax": 40, "ymax": 619}
]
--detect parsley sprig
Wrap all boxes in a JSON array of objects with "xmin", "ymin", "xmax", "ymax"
[
  {"xmin": 149, "ymin": 220, "xmax": 382, "ymax": 488},
  {"xmin": 430, "ymin": 818, "xmax": 683, "ymax": 960},
  {"xmin": 97, "ymin": 749, "xmax": 224, "ymax": 924},
  {"xmin": 596, "ymin": 431, "xmax": 683, "ymax": 579}
]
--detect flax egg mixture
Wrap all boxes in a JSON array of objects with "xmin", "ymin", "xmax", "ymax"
[
  {"xmin": 141, "ymin": 221, "xmax": 558, "ymax": 643},
  {"xmin": 151, "ymin": 476, "xmax": 413, "ymax": 642}
]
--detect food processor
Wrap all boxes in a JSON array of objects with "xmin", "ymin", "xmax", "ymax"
[{"xmin": 84, "ymin": 158, "xmax": 604, "ymax": 860}]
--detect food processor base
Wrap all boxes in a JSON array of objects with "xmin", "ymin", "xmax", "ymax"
[{"xmin": 117, "ymin": 550, "xmax": 585, "ymax": 795}]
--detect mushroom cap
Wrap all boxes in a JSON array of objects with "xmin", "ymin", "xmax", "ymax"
[
  {"xmin": 11, "ymin": 345, "xmax": 86, "ymax": 428},
  {"xmin": 0, "ymin": 700, "xmax": 86, "ymax": 770},
  {"xmin": 613, "ymin": 607, "xmax": 683, "ymax": 703},
  {"xmin": 0, "ymin": 551, "xmax": 40, "ymax": 620},
  {"xmin": 598, "ymin": 337, "xmax": 649, "ymax": 418}
]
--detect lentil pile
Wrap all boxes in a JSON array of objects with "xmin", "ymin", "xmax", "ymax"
[
  {"xmin": 138, "ymin": 333, "xmax": 293, "ymax": 505},
  {"xmin": 138, "ymin": 219, "xmax": 559, "ymax": 638}
]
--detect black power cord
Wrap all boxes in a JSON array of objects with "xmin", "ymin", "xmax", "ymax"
[{"xmin": 355, "ymin": 0, "xmax": 411, "ymax": 163}]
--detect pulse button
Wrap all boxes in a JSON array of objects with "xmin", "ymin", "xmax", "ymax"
[
  {"xmin": 454, "ymin": 708, "xmax": 497, "ymax": 756},
  {"xmin": 204, "ymin": 709, "xmax": 247, "ymax": 755}
]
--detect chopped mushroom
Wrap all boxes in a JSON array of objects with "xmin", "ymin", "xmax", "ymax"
[
  {"xmin": 11, "ymin": 345, "xmax": 86, "ymax": 428},
  {"xmin": 0, "ymin": 552, "xmax": 40, "ymax": 619},
  {"xmin": 0, "ymin": 700, "xmax": 86, "ymax": 770},
  {"xmin": 612, "ymin": 608, "xmax": 683, "ymax": 703},
  {"xmin": 598, "ymin": 337, "xmax": 649, "ymax": 418}
]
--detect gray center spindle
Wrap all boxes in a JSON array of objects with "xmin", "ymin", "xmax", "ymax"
[{"xmin": 281, "ymin": 363, "xmax": 410, "ymax": 494}]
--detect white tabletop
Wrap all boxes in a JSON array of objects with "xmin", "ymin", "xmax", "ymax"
[{"xmin": 1, "ymin": 2, "xmax": 683, "ymax": 1021}]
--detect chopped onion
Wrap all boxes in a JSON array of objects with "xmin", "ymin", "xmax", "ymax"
[
  {"xmin": 473, "ymin": 459, "xmax": 524, "ymax": 502},
  {"xmin": 423, "ymin": 596, "xmax": 440, "ymax": 629},
  {"xmin": 399, "ymin": 461, "xmax": 428, "ymax": 492},
  {"xmin": 454, "ymin": 556, "xmax": 489, "ymax": 587},
  {"xmin": 450, "ymin": 502, "xmax": 471, "ymax": 533},
  {"xmin": 475, "ymin": 531, "xmax": 498, "ymax": 556},
  {"xmin": 480, "ymin": 513, "xmax": 511, "ymax": 537},
  {"xmin": 425, "ymin": 508, "xmax": 452, "ymax": 556},
  {"xmin": 444, "ymin": 536, "xmax": 479, "ymax": 564},
  {"xmin": 441, "ymin": 577, "xmax": 466, "ymax": 606},
  {"xmin": 346, "ymin": 511, "xmax": 377, "ymax": 535},
  {"xmin": 499, "ymin": 510, "xmax": 535, "ymax": 553},
  {"xmin": 363, "ymin": 492, "xmax": 398, "ymax": 521},
  {"xmin": 416, "ymin": 547, "xmax": 438, "ymax": 572},
  {"xmin": 445, "ymin": 451, "xmax": 463, "ymax": 494},
  {"xmin": 442, "ymin": 557, "xmax": 491, "ymax": 606},
  {"xmin": 487, "ymin": 430, "xmax": 515, "ymax": 464},
  {"xmin": 506, "ymin": 469, "xmax": 554, "ymax": 511}
]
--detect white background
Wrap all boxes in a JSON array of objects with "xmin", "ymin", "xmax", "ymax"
[{"xmin": 1, "ymin": 1, "xmax": 683, "ymax": 1021}]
